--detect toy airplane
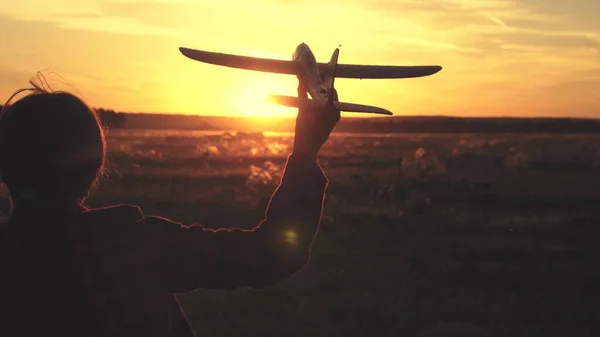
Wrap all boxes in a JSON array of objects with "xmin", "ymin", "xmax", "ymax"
[{"xmin": 179, "ymin": 43, "xmax": 442, "ymax": 115}]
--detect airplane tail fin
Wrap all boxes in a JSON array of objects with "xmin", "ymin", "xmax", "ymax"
[
  {"xmin": 323, "ymin": 48, "xmax": 339, "ymax": 104},
  {"xmin": 268, "ymin": 95, "xmax": 393, "ymax": 115}
]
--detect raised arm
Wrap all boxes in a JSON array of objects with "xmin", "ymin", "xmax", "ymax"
[{"xmin": 134, "ymin": 85, "xmax": 341, "ymax": 293}]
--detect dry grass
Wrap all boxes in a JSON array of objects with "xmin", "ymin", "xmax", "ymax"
[{"xmin": 7, "ymin": 130, "xmax": 600, "ymax": 337}]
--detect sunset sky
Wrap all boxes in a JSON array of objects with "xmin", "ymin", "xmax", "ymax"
[{"xmin": 1, "ymin": 0, "xmax": 599, "ymax": 118}]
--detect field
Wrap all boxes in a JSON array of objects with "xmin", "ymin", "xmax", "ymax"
[{"xmin": 71, "ymin": 130, "xmax": 600, "ymax": 336}]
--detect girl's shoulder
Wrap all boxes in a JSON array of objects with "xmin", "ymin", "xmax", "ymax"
[{"xmin": 79, "ymin": 204, "xmax": 144, "ymax": 226}]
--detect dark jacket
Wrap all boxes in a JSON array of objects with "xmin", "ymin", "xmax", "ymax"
[{"xmin": 0, "ymin": 154, "xmax": 328, "ymax": 336}]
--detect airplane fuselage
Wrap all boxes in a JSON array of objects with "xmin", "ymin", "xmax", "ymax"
[{"xmin": 292, "ymin": 43, "xmax": 329, "ymax": 103}]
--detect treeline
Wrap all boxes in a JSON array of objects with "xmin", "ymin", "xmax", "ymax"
[
  {"xmin": 333, "ymin": 116, "xmax": 600, "ymax": 134},
  {"xmin": 124, "ymin": 114, "xmax": 600, "ymax": 133},
  {"xmin": 1, "ymin": 104, "xmax": 599, "ymax": 133},
  {"xmin": 95, "ymin": 108, "xmax": 127, "ymax": 128},
  {"xmin": 88, "ymin": 113, "xmax": 600, "ymax": 133},
  {"xmin": 0, "ymin": 105, "xmax": 127, "ymax": 129}
]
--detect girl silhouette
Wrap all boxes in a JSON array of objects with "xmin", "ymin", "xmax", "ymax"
[{"xmin": 0, "ymin": 76, "xmax": 340, "ymax": 337}]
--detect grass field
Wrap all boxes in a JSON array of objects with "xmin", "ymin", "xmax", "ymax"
[{"xmin": 47, "ymin": 130, "xmax": 600, "ymax": 336}]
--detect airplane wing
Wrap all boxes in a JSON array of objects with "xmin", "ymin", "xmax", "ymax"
[
  {"xmin": 329, "ymin": 64, "xmax": 443, "ymax": 79},
  {"xmin": 179, "ymin": 47, "xmax": 298, "ymax": 74},
  {"xmin": 180, "ymin": 47, "xmax": 442, "ymax": 79}
]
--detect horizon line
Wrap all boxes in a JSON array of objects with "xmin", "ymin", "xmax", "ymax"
[{"xmin": 103, "ymin": 110, "xmax": 600, "ymax": 120}]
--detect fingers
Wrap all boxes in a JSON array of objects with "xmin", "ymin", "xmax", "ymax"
[
  {"xmin": 331, "ymin": 88, "xmax": 339, "ymax": 102},
  {"xmin": 297, "ymin": 77, "xmax": 308, "ymax": 99},
  {"xmin": 332, "ymin": 88, "xmax": 341, "ymax": 118},
  {"xmin": 296, "ymin": 83, "xmax": 340, "ymax": 129},
  {"xmin": 297, "ymin": 86, "xmax": 307, "ymax": 99},
  {"xmin": 327, "ymin": 106, "xmax": 341, "ymax": 126},
  {"xmin": 325, "ymin": 89, "xmax": 341, "ymax": 124}
]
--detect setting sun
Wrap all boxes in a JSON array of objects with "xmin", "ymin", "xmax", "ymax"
[{"xmin": 236, "ymin": 73, "xmax": 296, "ymax": 118}]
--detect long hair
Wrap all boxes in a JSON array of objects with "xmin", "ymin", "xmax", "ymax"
[{"xmin": 0, "ymin": 75, "xmax": 106, "ymax": 203}]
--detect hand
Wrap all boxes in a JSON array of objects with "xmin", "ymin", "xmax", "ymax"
[{"xmin": 292, "ymin": 81, "xmax": 341, "ymax": 161}]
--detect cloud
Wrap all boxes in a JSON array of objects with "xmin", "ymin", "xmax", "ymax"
[
  {"xmin": 0, "ymin": 0, "xmax": 193, "ymax": 36},
  {"xmin": 362, "ymin": 0, "xmax": 558, "ymax": 27},
  {"xmin": 99, "ymin": 1, "xmax": 215, "ymax": 31},
  {"xmin": 55, "ymin": 16, "xmax": 182, "ymax": 36},
  {"xmin": 350, "ymin": 0, "xmax": 598, "ymax": 53},
  {"xmin": 480, "ymin": 11, "xmax": 509, "ymax": 28}
]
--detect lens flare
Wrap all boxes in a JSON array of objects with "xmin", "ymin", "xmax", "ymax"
[{"xmin": 283, "ymin": 229, "xmax": 298, "ymax": 245}]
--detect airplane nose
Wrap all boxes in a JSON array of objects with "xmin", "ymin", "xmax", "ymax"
[
  {"xmin": 293, "ymin": 43, "xmax": 310, "ymax": 60},
  {"xmin": 297, "ymin": 43, "xmax": 309, "ymax": 51}
]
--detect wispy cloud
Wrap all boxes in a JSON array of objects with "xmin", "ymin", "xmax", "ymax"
[
  {"xmin": 0, "ymin": 0, "xmax": 195, "ymax": 36},
  {"xmin": 56, "ymin": 16, "xmax": 182, "ymax": 36},
  {"xmin": 480, "ymin": 10, "xmax": 510, "ymax": 28}
]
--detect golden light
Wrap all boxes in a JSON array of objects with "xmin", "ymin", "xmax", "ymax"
[{"xmin": 236, "ymin": 73, "xmax": 296, "ymax": 118}]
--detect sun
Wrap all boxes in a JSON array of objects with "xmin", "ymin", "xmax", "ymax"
[{"xmin": 236, "ymin": 73, "xmax": 297, "ymax": 118}]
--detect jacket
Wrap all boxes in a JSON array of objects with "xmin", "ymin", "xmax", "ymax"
[{"xmin": 0, "ymin": 154, "xmax": 328, "ymax": 337}]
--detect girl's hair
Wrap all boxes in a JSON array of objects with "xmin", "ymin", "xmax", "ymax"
[
  {"xmin": 0, "ymin": 76, "xmax": 106, "ymax": 203},
  {"xmin": 0, "ymin": 74, "xmax": 107, "ymax": 333}
]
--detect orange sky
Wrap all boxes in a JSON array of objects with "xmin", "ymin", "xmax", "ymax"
[{"xmin": 1, "ymin": 0, "xmax": 599, "ymax": 118}]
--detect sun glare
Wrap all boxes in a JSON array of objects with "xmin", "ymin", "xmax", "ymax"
[{"xmin": 237, "ymin": 74, "xmax": 296, "ymax": 118}]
